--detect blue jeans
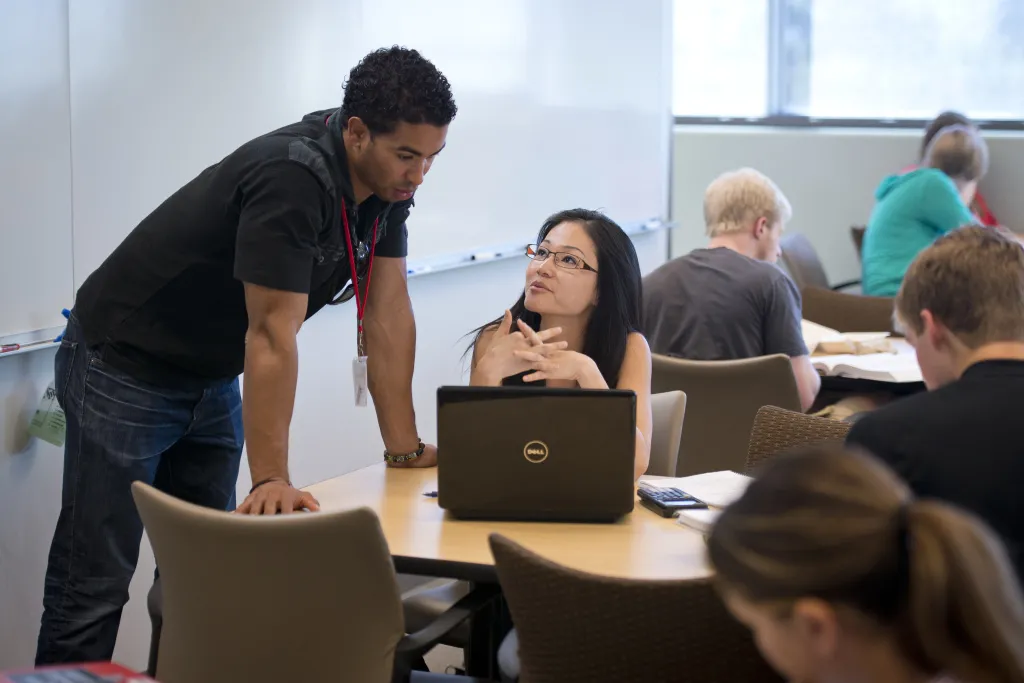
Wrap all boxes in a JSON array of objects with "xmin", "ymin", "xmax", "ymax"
[{"xmin": 35, "ymin": 313, "xmax": 243, "ymax": 665}]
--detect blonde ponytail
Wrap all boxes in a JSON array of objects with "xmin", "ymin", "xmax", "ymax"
[{"xmin": 901, "ymin": 502, "xmax": 1024, "ymax": 683}]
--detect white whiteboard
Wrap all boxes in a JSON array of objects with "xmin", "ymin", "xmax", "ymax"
[
  {"xmin": 0, "ymin": 0, "xmax": 74, "ymax": 339},
  {"xmin": 2, "ymin": 0, "xmax": 671, "ymax": 340},
  {"xmin": 360, "ymin": 0, "xmax": 673, "ymax": 264}
]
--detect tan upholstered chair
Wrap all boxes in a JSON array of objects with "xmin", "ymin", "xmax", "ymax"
[
  {"xmin": 133, "ymin": 483, "xmax": 492, "ymax": 683},
  {"xmin": 646, "ymin": 391, "xmax": 687, "ymax": 476},
  {"xmin": 489, "ymin": 534, "xmax": 781, "ymax": 683},
  {"xmin": 800, "ymin": 286, "xmax": 895, "ymax": 333},
  {"xmin": 780, "ymin": 233, "xmax": 860, "ymax": 291},
  {"xmin": 652, "ymin": 354, "xmax": 801, "ymax": 475},
  {"xmin": 745, "ymin": 405, "xmax": 853, "ymax": 474}
]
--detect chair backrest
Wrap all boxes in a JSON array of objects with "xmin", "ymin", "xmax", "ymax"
[
  {"xmin": 780, "ymin": 233, "xmax": 831, "ymax": 290},
  {"xmin": 745, "ymin": 405, "xmax": 853, "ymax": 474},
  {"xmin": 489, "ymin": 534, "xmax": 781, "ymax": 683},
  {"xmin": 850, "ymin": 225, "xmax": 866, "ymax": 261},
  {"xmin": 646, "ymin": 391, "xmax": 687, "ymax": 476},
  {"xmin": 132, "ymin": 483, "xmax": 404, "ymax": 683},
  {"xmin": 801, "ymin": 286, "xmax": 896, "ymax": 333},
  {"xmin": 652, "ymin": 354, "xmax": 802, "ymax": 475}
]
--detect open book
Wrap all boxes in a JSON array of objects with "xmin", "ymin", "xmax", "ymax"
[
  {"xmin": 802, "ymin": 320, "xmax": 922, "ymax": 383},
  {"xmin": 811, "ymin": 353, "xmax": 922, "ymax": 383}
]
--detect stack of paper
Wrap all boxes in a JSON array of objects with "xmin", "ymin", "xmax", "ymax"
[{"xmin": 675, "ymin": 508, "xmax": 721, "ymax": 533}]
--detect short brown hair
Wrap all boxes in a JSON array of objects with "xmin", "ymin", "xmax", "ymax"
[
  {"xmin": 920, "ymin": 110, "xmax": 973, "ymax": 161},
  {"xmin": 896, "ymin": 226, "xmax": 1024, "ymax": 348},
  {"xmin": 707, "ymin": 446, "xmax": 1024, "ymax": 683},
  {"xmin": 923, "ymin": 124, "xmax": 989, "ymax": 184}
]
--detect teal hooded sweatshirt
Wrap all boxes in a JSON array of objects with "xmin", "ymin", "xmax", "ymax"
[{"xmin": 861, "ymin": 168, "xmax": 975, "ymax": 297}]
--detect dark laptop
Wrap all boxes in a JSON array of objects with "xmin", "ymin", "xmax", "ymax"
[{"xmin": 436, "ymin": 386, "xmax": 637, "ymax": 522}]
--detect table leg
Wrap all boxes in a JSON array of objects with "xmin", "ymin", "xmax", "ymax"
[{"xmin": 463, "ymin": 590, "xmax": 512, "ymax": 679}]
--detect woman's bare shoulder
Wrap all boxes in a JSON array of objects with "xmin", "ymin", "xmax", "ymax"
[{"xmin": 626, "ymin": 331, "xmax": 651, "ymax": 358}]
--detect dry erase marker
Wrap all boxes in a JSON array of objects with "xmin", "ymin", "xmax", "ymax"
[{"xmin": 0, "ymin": 339, "xmax": 55, "ymax": 354}]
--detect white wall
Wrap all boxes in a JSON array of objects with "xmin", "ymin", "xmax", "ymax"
[
  {"xmin": 0, "ymin": 230, "xmax": 667, "ymax": 671},
  {"xmin": 671, "ymin": 126, "xmax": 1024, "ymax": 283}
]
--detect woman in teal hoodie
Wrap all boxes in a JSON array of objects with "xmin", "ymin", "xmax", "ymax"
[{"xmin": 862, "ymin": 124, "xmax": 988, "ymax": 296}]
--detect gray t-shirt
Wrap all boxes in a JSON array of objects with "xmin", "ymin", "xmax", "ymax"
[{"xmin": 642, "ymin": 247, "xmax": 807, "ymax": 360}]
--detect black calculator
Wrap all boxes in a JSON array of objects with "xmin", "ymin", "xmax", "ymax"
[{"xmin": 637, "ymin": 486, "xmax": 709, "ymax": 518}]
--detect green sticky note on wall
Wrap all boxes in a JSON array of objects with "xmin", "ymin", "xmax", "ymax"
[{"xmin": 27, "ymin": 381, "xmax": 66, "ymax": 447}]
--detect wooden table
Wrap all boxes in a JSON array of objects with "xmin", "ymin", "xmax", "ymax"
[{"xmin": 305, "ymin": 464, "xmax": 711, "ymax": 583}]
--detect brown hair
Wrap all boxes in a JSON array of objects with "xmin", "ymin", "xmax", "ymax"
[
  {"xmin": 923, "ymin": 124, "xmax": 989, "ymax": 185},
  {"xmin": 920, "ymin": 110, "xmax": 973, "ymax": 161},
  {"xmin": 707, "ymin": 447, "xmax": 1024, "ymax": 683},
  {"xmin": 895, "ymin": 225, "xmax": 1024, "ymax": 347}
]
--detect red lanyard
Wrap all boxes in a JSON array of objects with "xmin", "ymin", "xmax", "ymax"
[{"xmin": 340, "ymin": 197, "xmax": 379, "ymax": 355}]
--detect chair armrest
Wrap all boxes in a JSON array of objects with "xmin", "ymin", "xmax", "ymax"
[
  {"xmin": 830, "ymin": 279, "xmax": 861, "ymax": 292},
  {"xmin": 397, "ymin": 584, "xmax": 501, "ymax": 657}
]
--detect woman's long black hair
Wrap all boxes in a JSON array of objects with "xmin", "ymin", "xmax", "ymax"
[{"xmin": 468, "ymin": 208, "xmax": 643, "ymax": 387}]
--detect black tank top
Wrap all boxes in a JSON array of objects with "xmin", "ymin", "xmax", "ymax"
[{"xmin": 502, "ymin": 371, "xmax": 545, "ymax": 387}]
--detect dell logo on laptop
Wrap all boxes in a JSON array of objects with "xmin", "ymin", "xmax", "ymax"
[{"xmin": 523, "ymin": 440, "xmax": 549, "ymax": 464}]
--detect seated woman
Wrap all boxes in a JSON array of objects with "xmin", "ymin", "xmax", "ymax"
[
  {"xmin": 905, "ymin": 111, "xmax": 999, "ymax": 226},
  {"xmin": 708, "ymin": 446, "xmax": 1024, "ymax": 683},
  {"xmin": 468, "ymin": 208, "xmax": 652, "ymax": 480},
  {"xmin": 862, "ymin": 123, "xmax": 988, "ymax": 296}
]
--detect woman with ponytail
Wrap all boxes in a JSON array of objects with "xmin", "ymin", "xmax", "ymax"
[{"xmin": 707, "ymin": 446, "xmax": 1024, "ymax": 683}]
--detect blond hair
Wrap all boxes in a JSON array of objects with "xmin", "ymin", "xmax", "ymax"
[
  {"xmin": 923, "ymin": 124, "xmax": 989, "ymax": 186},
  {"xmin": 896, "ymin": 226, "xmax": 1024, "ymax": 348},
  {"xmin": 703, "ymin": 168, "xmax": 792, "ymax": 237},
  {"xmin": 708, "ymin": 447, "xmax": 1024, "ymax": 683}
]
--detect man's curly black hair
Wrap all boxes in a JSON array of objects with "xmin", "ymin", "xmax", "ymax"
[{"xmin": 341, "ymin": 46, "xmax": 457, "ymax": 135}]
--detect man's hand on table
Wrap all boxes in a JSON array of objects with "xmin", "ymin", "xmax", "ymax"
[
  {"xmin": 236, "ymin": 479, "xmax": 320, "ymax": 514},
  {"xmin": 386, "ymin": 443, "xmax": 438, "ymax": 469}
]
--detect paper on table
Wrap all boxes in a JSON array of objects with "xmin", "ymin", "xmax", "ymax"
[{"xmin": 644, "ymin": 470, "xmax": 752, "ymax": 508}]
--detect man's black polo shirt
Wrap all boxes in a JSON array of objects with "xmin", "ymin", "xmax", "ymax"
[{"xmin": 75, "ymin": 109, "xmax": 411, "ymax": 388}]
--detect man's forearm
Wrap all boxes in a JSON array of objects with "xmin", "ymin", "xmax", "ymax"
[
  {"xmin": 365, "ymin": 302, "xmax": 419, "ymax": 452},
  {"xmin": 242, "ymin": 331, "xmax": 299, "ymax": 483}
]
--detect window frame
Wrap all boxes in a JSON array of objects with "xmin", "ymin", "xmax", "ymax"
[{"xmin": 673, "ymin": 0, "xmax": 1024, "ymax": 130}]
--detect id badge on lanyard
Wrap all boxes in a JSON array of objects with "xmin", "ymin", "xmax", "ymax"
[{"xmin": 341, "ymin": 197, "xmax": 379, "ymax": 407}]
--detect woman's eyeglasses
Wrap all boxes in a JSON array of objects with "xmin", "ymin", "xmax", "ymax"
[{"xmin": 526, "ymin": 244, "xmax": 598, "ymax": 273}]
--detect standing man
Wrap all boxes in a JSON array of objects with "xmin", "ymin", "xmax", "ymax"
[{"xmin": 36, "ymin": 46, "xmax": 456, "ymax": 664}]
